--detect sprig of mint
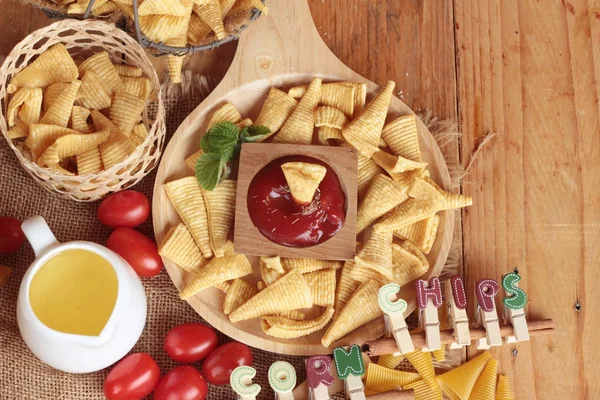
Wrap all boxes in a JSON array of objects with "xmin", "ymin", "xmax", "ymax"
[{"xmin": 195, "ymin": 122, "xmax": 271, "ymax": 190}]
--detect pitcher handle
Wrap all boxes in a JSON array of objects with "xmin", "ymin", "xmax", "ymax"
[{"xmin": 21, "ymin": 216, "xmax": 59, "ymax": 257}]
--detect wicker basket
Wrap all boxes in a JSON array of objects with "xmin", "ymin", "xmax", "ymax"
[{"xmin": 0, "ymin": 19, "xmax": 166, "ymax": 202}]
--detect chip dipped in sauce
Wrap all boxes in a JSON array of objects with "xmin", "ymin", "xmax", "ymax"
[{"xmin": 247, "ymin": 156, "xmax": 346, "ymax": 247}]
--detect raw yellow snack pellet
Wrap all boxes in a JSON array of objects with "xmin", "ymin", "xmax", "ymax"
[
  {"xmin": 469, "ymin": 358, "xmax": 498, "ymax": 400},
  {"xmin": 254, "ymin": 88, "xmax": 298, "ymax": 140},
  {"xmin": 229, "ymin": 270, "xmax": 313, "ymax": 322},
  {"xmin": 381, "ymin": 114, "xmax": 422, "ymax": 162},
  {"xmin": 273, "ymin": 78, "xmax": 321, "ymax": 144},
  {"xmin": 223, "ymin": 279, "xmax": 258, "ymax": 315},
  {"xmin": 364, "ymin": 363, "xmax": 421, "ymax": 393},
  {"xmin": 405, "ymin": 351, "xmax": 437, "ymax": 390},
  {"xmin": 378, "ymin": 354, "xmax": 404, "ymax": 370},
  {"xmin": 260, "ymin": 307, "xmax": 334, "ymax": 339},
  {"xmin": 403, "ymin": 379, "xmax": 443, "ymax": 400},
  {"xmin": 203, "ymin": 179, "xmax": 236, "ymax": 257},
  {"xmin": 437, "ymin": 352, "xmax": 492, "ymax": 400},
  {"xmin": 495, "ymin": 375, "xmax": 515, "ymax": 400},
  {"xmin": 78, "ymin": 51, "xmax": 121, "ymax": 94},
  {"xmin": 303, "ymin": 269, "xmax": 336, "ymax": 307},
  {"xmin": 158, "ymin": 223, "xmax": 205, "ymax": 271}
]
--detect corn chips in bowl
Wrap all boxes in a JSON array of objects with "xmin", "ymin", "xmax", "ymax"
[{"xmin": 0, "ymin": 19, "xmax": 166, "ymax": 201}]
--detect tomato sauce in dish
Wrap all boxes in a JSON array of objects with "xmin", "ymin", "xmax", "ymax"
[{"xmin": 247, "ymin": 155, "xmax": 346, "ymax": 247}]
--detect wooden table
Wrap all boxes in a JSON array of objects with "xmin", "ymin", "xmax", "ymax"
[{"xmin": 2, "ymin": 0, "xmax": 598, "ymax": 398}]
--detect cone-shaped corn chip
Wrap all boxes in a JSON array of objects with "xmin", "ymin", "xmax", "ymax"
[
  {"xmin": 281, "ymin": 162, "xmax": 326, "ymax": 205},
  {"xmin": 193, "ymin": 0, "xmax": 225, "ymax": 40},
  {"xmin": 78, "ymin": 51, "xmax": 121, "ymax": 94},
  {"xmin": 67, "ymin": 0, "xmax": 109, "ymax": 14},
  {"xmin": 91, "ymin": 1, "xmax": 121, "ymax": 15},
  {"xmin": 185, "ymin": 149, "xmax": 203, "ymax": 171},
  {"xmin": 207, "ymin": 102, "xmax": 242, "ymax": 130},
  {"xmin": 164, "ymin": 177, "xmax": 212, "ymax": 258},
  {"xmin": 224, "ymin": 279, "xmax": 259, "ymax": 315},
  {"xmin": 375, "ymin": 197, "xmax": 442, "ymax": 233},
  {"xmin": 469, "ymin": 358, "xmax": 498, "ymax": 400},
  {"xmin": 348, "ymin": 262, "xmax": 387, "ymax": 285},
  {"xmin": 344, "ymin": 82, "xmax": 367, "ymax": 116},
  {"xmin": 322, "ymin": 280, "xmax": 383, "ymax": 347},
  {"xmin": 405, "ymin": 351, "xmax": 437, "ymax": 390},
  {"xmin": 165, "ymin": 0, "xmax": 193, "ymax": 84},
  {"xmin": 404, "ymin": 379, "xmax": 443, "ymax": 400},
  {"xmin": 261, "ymin": 263, "xmax": 283, "ymax": 286},
  {"xmin": 314, "ymin": 106, "xmax": 348, "ymax": 129},
  {"xmin": 38, "ymin": 130, "xmax": 110, "ymax": 167},
  {"xmin": 214, "ymin": 280, "xmax": 231, "ymax": 292},
  {"xmin": 140, "ymin": 14, "xmax": 190, "ymax": 42},
  {"xmin": 342, "ymin": 81, "xmax": 395, "ymax": 158},
  {"xmin": 180, "ymin": 249, "xmax": 252, "ymax": 299},
  {"xmin": 437, "ymin": 352, "xmax": 492, "ymax": 400},
  {"xmin": 8, "ymin": 44, "xmax": 78, "ymax": 93},
  {"xmin": 7, "ymin": 119, "xmax": 29, "ymax": 139},
  {"xmin": 113, "ymin": 0, "xmax": 134, "ymax": 18},
  {"xmin": 394, "ymin": 214, "xmax": 440, "ymax": 254},
  {"xmin": 77, "ymin": 147, "xmax": 103, "ymax": 175},
  {"xmin": 91, "ymin": 109, "xmax": 118, "ymax": 133},
  {"xmin": 8, "ymin": 88, "xmax": 42, "ymax": 127},
  {"xmin": 187, "ymin": 14, "xmax": 212, "ymax": 44},
  {"xmin": 257, "ymin": 281, "xmax": 266, "ymax": 291},
  {"xmin": 378, "ymin": 354, "xmax": 404, "ymax": 370},
  {"xmin": 131, "ymin": 122, "xmax": 148, "ymax": 145},
  {"xmin": 0, "ymin": 265, "xmax": 11, "ymax": 288},
  {"xmin": 227, "ymin": 0, "xmax": 268, "ymax": 15},
  {"xmin": 109, "ymin": 91, "xmax": 146, "ymax": 136},
  {"xmin": 203, "ymin": 179, "xmax": 236, "ymax": 257},
  {"xmin": 495, "ymin": 375, "xmax": 514, "ymax": 400},
  {"xmin": 114, "ymin": 64, "xmax": 143, "ymax": 78},
  {"xmin": 382, "ymin": 114, "xmax": 422, "ymax": 162},
  {"xmin": 76, "ymin": 71, "xmax": 112, "ymax": 110},
  {"xmin": 254, "ymin": 88, "xmax": 298, "ymax": 140},
  {"xmin": 159, "ymin": 223, "xmax": 205, "ymax": 271},
  {"xmin": 334, "ymin": 260, "xmax": 361, "ymax": 319},
  {"xmin": 391, "ymin": 242, "xmax": 429, "ymax": 286},
  {"xmin": 281, "ymin": 258, "xmax": 342, "ymax": 274},
  {"xmin": 277, "ymin": 310, "xmax": 305, "ymax": 320},
  {"xmin": 365, "ymin": 363, "xmax": 421, "ymax": 393},
  {"xmin": 273, "ymin": 78, "xmax": 321, "ymax": 144},
  {"xmin": 71, "ymin": 106, "xmax": 91, "ymax": 133},
  {"xmin": 43, "ymin": 83, "xmax": 70, "ymax": 112},
  {"xmin": 26, "ymin": 124, "xmax": 79, "ymax": 160},
  {"xmin": 317, "ymin": 84, "xmax": 355, "ymax": 117},
  {"xmin": 261, "ymin": 255, "xmax": 285, "ymax": 274},
  {"xmin": 372, "ymin": 150, "xmax": 428, "ymax": 176},
  {"xmin": 420, "ymin": 177, "xmax": 473, "ymax": 210},
  {"xmin": 355, "ymin": 229, "xmax": 394, "ymax": 280},
  {"xmin": 261, "ymin": 307, "xmax": 334, "ymax": 339},
  {"xmin": 357, "ymin": 174, "xmax": 409, "ymax": 234},
  {"xmin": 99, "ymin": 132, "xmax": 136, "ymax": 169},
  {"xmin": 342, "ymin": 142, "xmax": 384, "ymax": 198},
  {"xmin": 317, "ymin": 126, "xmax": 344, "ymax": 145},
  {"xmin": 40, "ymin": 80, "xmax": 81, "ymax": 127},
  {"xmin": 139, "ymin": 0, "xmax": 189, "ymax": 15},
  {"xmin": 120, "ymin": 77, "xmax": 153, "ymax": 100},
  {"xmin": 304, "ymin": 269, "xmax": 336, "ymax": 307},
  {"xmin": 229, "ymin": 270, "xmax": 313, "ymax": 322}
]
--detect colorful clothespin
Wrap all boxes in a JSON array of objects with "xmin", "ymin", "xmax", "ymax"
[
  {"xmin": 306, "ymin": 355, "xmax": 334, "ymax": 400},
  {"xmin": 475, "ymin": 278, "xmax": 502, "ymax": 350},
  {"xmin": 269, "ymin": 361, "xmax": 296, "ymax": 400},
  {"xmin": 230, "ymin": 366, "xmax": 261, "ymax": 400},
  {"xmin": 333, "ymin": 345, "xmax": 366, "ymax": 400},
  {"xmin": 502, "ymin": 271, "xmax": 530, "ymax": 343},
  {"xmin": 378, "ymin": 283, "xmax": 414, "ymax": 355},
  {"xmin": 445, "ymin": 275, "xmax": 471, "ymax": 349},
  {"xmin": 416, "ymin": 277, "xmax": 443, "ymax": 351}
]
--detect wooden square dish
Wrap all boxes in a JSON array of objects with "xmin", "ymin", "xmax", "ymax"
[{"xmin": 234, "ymin": 142, "xmax": 358, "ymax": 260}]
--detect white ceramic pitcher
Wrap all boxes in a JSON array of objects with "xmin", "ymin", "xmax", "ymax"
[{"xmin": 16, "ymin": 216, "xmax": 147, "ymax": 373}]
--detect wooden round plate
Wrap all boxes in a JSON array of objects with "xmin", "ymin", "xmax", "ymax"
[{"xmin": 152, "ymin": 0, "xmax": 453, "ymax": 356}]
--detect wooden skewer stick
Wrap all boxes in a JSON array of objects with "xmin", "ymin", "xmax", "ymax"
[
  {"xmin": 366, "ymin": 390, "xmax": 414, "ymax": 399},
  {"xmin": 364, "ymin": 319, "xmax": 555, "ymax": 356}
]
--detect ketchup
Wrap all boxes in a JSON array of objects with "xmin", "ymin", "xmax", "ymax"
[{"xmin": 247, "ymin": 155, "xmax": 346, "ymax": 247}]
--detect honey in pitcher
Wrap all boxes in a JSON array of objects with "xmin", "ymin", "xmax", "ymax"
[{"xmin": 29, "ymin": 249, "xmax": 119, "ymax": 336}]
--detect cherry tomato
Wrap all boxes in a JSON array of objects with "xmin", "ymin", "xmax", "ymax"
[
  {"xmin": 98, "ymin": 191, "xmax": 150, "ymax": 228},
  {"xmin": 0, "ymin": 216, "xmax": 25, "ymax": 254},
  {"xmin": 103, "ymin": 353, "xmax": 160, "ymax": 400},
  {"xmin": 201, "ymin": 342, "xmax": 253, "ymax": 385},
  {"xmin": 107, "ymin": 228, "xmax": 163, "ymax": 277},
  {"xmin": 154, "ymin": 366, "xmax": 208, "ymax": 400},
  {"xmin": 164, "ymin": 323, "xmax": 218, "ymax": 363}
]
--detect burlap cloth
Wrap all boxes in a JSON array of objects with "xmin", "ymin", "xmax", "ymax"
[{"xmin": 0, "ymin": 72, "xmax": 464, "ymax": 399}]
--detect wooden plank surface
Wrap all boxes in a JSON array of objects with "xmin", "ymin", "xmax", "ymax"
[{"xmin": 455, "ymin": 0, "xmax": 600, "ymax": 398}]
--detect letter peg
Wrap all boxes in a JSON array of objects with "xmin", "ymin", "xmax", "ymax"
[
  {"xmin": 333, "ymin": 345, "xmax": 366, "ymax": 400},
  {"xmin": 416, "ymin": 277, "xmax": 442, "ymax": 351},
  {"xmin": 378, "ymin": 284, "xmax": 414, "ymax": 355},
  {"xmin": 475, "ymin": 278, "xmax": 503, "ymax": 350},
  {"xmin": 306, "ymin": 355, "xmax": 334, "ymax": 400},
  {"xmin": 445, "ymin": 275, "xmax": 471, "ymax": 349},
  {"xmin": 502, "ymin": 272, "xmax": 530, "ymax": 343},
  {"xmin": 230, "ymin": 366, "xmax": 261, "ymax": 400},
  {"xmin": 269, "ymin": 361, "xmax": 297, "ymax": 400}
]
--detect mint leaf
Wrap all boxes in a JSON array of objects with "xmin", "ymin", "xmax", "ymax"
[
  {"xmin": 195, "ymin": 153, "xmax": 226, "ymax": 191},
  {"xmin": 200, "ymin": 122, "xmax": 240, "ymax": 159},
  {"xmin": 240, "ymin": 125, "xmax": 271, "ymax": 143}
]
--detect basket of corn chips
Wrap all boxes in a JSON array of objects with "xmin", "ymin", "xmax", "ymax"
[
  {"xmin": 22, "ymin": 0, "xmax": 266, "ymax": 83},
  {"xmin": 0, "ymin": 18, "xmax": 166, "ymax": 201}
]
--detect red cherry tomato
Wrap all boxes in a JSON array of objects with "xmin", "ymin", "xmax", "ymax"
[
  {"xmin": 107, "ymin": 228, "xmax": 163, "ymax": 277},
  {"xmin": 164, "ymin": 323, "xmax": 218, "ymax": 363},
  {"xmin": 201, "ymin": 342, "xmax": 253, "ymax": 385},
  {"xmin": 0, "ymin": 216, "xmax": 25, "ymax": 254},
  {"xmin": 154, "ymin": 366, "xmax": 208, "ymax": 400},
  {"xmin": 98, "ymin": 191, "xmax": 150, "ymax": 228},
  {"xmin": 103, "ymin": 353, "xmax": 160, "ymax": 400}
]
